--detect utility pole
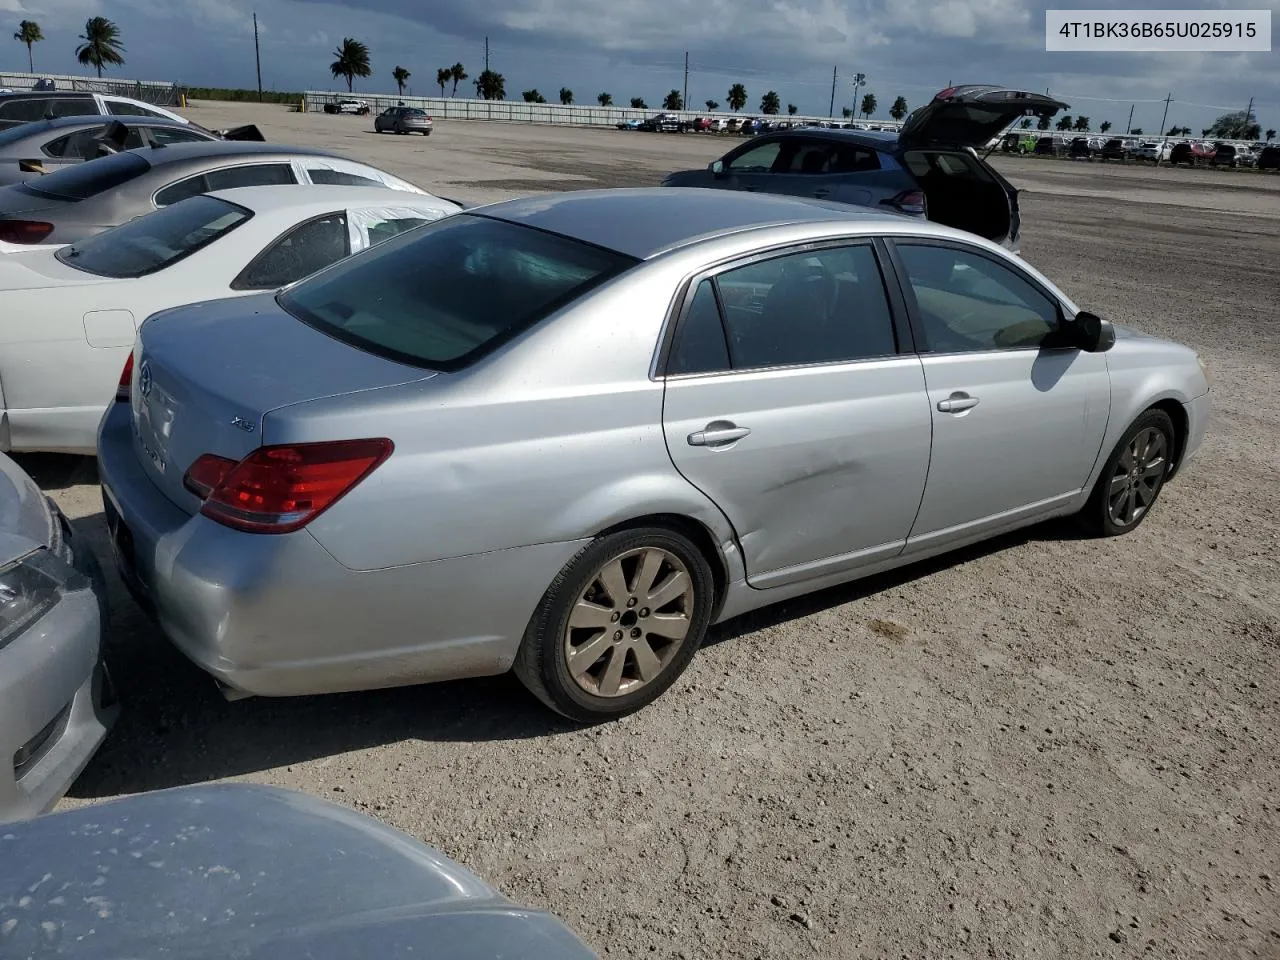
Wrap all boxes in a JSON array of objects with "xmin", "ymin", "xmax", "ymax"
[
  {"xmin": 829, "ymin": 66, "xmax": 837, "ymax": 117},
  {"xmin": 484, "ymin": 36, "xmax": 489, "ymax": 73},
  {"xmin": 256, "ymin": 12, "xmax": 266, "ymax": 103},
  {"xmin": 1244, "ymin": 96, "xmax": 1254, "ymax": 134},
  {"xmin": 683, "ymin": 51, "xmax": 688, "ymax": 111},
  {"xmin": 1158, "ymin": 92, "xmax": 1173, "ymax": 137},
  {"xmin": 1125, "ymin": 103, "xmax": 1134, "ymax": 134}
]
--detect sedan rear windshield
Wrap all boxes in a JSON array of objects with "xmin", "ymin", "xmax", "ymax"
[
  {"xmin": 278, "ymin": 214, "xmax": 638, "ymax": 370},
  {"xmin": 22, "ymin": 149, "xmax": 149, "ymax": 200},
  {"xmin": 56, "ymin": 194, "xmax": 251, "ymax": 278}
]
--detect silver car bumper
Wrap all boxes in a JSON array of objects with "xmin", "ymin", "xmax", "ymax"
[
  {"xmin": 98, "ymin": 402, "xmax": 581, "ymax": 699},
  {"xmin": 0, "ymin": 512, "xmax": 115, "ymax": 823}
]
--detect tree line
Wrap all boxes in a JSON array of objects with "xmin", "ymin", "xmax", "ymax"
[{"xmin": 11, "ymin": 19, "xmax": 1276, "ymax": 140}]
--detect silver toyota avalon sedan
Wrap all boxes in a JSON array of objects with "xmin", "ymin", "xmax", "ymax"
[{"xmin": 97, "ymin": 188, "xmax": 1211, "ymax": 721}]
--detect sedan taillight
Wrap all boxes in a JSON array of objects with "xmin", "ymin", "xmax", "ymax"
[
  {"xmin": 0, "ymin": 220, "xmax": 53, "ymax": 244},
  {"xmin": 885, "ymin": 190, "xmax": 927, "ymax": 217},
  {"xmin": 183, "ymin": 439, "xmax": 393, "ymax": 534},
  {"xmin": 116, "ymin": 353, "xmax": 134, "ymax": 402}
]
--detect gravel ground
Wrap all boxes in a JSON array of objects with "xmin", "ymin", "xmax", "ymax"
[{"xmin": 28, "ymin": 103, "xmax": 1279, "ymax": 959}]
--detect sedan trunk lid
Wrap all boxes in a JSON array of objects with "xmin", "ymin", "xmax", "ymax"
[
  {"xmin": 897, "ymin": 85, "xmax": 1069, "ymax": 150},
  {"xmin": 129, "ymin": 294, "xmax": 436, "ymax": 514}
]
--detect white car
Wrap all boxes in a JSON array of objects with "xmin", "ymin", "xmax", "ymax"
[
  {"xmin": 1135, "ymin": 140, "xmax": 1171, "ymax": 161},
  {"xmin": 0, "ymin": 185, "xmax": 459, "ymax": 454},
  {"xmin": 0, "ymin": 91, "xmax": 188, "ymax": 130}
]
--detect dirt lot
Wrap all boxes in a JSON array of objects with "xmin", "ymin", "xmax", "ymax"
[{"xmin": 32, "ymin": 103, "xmax": 1279, "ymax": 959}]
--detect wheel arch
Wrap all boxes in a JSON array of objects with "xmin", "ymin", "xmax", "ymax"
[
  {"xmin": 592, "ymin": 513, "xmax": 733, "ymax": 621},
  {"xmin": 1149, "ymin": 397, "xmax": 1189, "ymax": 478}
]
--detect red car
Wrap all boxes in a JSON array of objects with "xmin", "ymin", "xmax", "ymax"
[{"xmin": 1169, "ymin": 140, "xmax": 1216, "ymax": 166}]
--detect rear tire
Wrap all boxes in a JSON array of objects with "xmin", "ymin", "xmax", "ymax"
[
  {"xmin": 514, "ymin": 527, "xmax": 715, "ymax": 722},
  {"xmin": 1078, "ymin": 409, "xmax": 1176, "ymax": 537}
]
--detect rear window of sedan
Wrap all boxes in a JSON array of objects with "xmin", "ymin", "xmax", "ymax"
[
  {"xmin": 22, "ymin": 149, "xmax": 150, "ymax": 200},
  {"xmin": 55, "ymin": 194, "xmax": 251, "ymax": 278},
  {"xmin": 278, "ymin": 214, "xmax": 638, "ymax": 371}
]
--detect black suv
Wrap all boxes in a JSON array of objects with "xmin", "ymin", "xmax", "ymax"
[{"xmin": 662, "ymin": 85, "xmax": 1067, "ymax": 254}]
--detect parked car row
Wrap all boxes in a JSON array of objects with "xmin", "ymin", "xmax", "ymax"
[
  {"xmin": 0, "ymin": 84, "xmax": 1211, "ymax": 834},
  {"xmin": 617, "ymin": 114, "xmax": 892, "ymax": 135},
  {"xmin": 1018, "ymin": 131, "xmax": 1276, "ymax": 169}
]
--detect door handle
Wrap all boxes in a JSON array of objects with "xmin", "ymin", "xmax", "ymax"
[
  {"xmin": 937, "ymin": 392, "xmax": 980, "ymax": 413},
  {"xmin": 688, "ymin": 423, "xmax": 751, "ymax": 447}
]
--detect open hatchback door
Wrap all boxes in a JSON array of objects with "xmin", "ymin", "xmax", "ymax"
[{"xmin": 898, "ymin": 85, "xmax": 1069, "ymax": 150}]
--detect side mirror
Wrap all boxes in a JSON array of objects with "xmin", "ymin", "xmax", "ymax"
[
  {"xmin": 1073, "ymin": 310, "xmax": 1116, "ymax": 352},
  {"xmin": 709, "ymin": 159, "xmax": 725, "ymax": 176}
]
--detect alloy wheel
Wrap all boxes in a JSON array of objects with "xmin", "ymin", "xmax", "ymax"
[
  {"xmin": 1107, "ymin": 427, "xmax": 1168, "ymax": 527},
  {"xmin": 562, "ymin": 547, "xmax": 694, "ymax": 698}
]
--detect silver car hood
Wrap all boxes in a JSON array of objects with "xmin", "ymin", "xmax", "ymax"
[
  {"xmin": 0, "ymin": 784, "xmax": 599, "ymax": 960},
  {"xmin": 0, "ymin": 452, "xmax": 53, "ymax": 566}
]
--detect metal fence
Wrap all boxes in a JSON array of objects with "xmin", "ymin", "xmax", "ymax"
[
  {"xmin": 0, "ymin": 70, "xmax": 180, "ymax": 105},
  {"xmin": 303, "ymin": 91, "xmax": 904, "ymax": 131}
]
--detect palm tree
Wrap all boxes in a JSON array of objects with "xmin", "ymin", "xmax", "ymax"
[
  {"xmin": 760, "ymin": 91, "xmax": 780, "ymax": 115},
  {"xmin": 14, "ymin": 20, "xmax": 43, "ymax": 73},
  {"xmin": 522, "ymin": 89, "xmax": 545, "ymax": 103},
  {"xmin": 663, "ymin": 89, "xmax": 682, "ymax": 110},
  {"xmin": 449, "ymin": 62, "xmax": 467, "ymax": 97},
  {"xmin": 629, "ymin": 97, "xmax": 646, "ymax": 109},
  {"xmin": 75, "ymin": 17, "xmax": 125, "ymax": 78},
  {"xmin": 473, "ymin": 69, "xmax": 504, "ymax": 100},
  {"xmin": 727, "ymin": 83, "xmax": 747, "ymax": 112},
  {"xmin": 890, "ymin": 96, "xmax": 909, "ymax": 121},
  {"xmin": 860, "ymin": 93, "xmax": 877, "ymax": 118},
  {"xmin": 1267, "ymin": 128, "xmax": 1276, "ymax": 142},
  {"xmin": 1074, "ymin": 116, "xmax": 1090, "ymax": 131},
  {"xmin": 559, "ymin": 87, "xmax": 573, "ymax": 105},
  {"xmin": 705, "ymin": 99, "xmax": 718, "ymax": 111},
  {"xmin": 1100, "ymin": 120, "xmax": 1112, "ymax": 133},
  {"xmin": 329, "ymin": 37, "xmax": 371, "ymax": 93},
  {"xmin": 597, "ymin": 92, "xmax": 612, "ymax": 106},
  {"xmin": 1056, "ymin": 115, "xmax": 1073, "ymax": 131},
  {"xmin": 1037, "ymin": 114, "xmax": 1051, "ymax": 130},
  {"xmin": 392, "ymin": 65, "xmax": 411, "ymax": 96},
  {"xmin": 1130, "ymin": 128, "xmax": 1143, "ymax": 136},
  {"xmin": 841, "ymin": 107, "xmax": 852, "ymax": 119},
  {"xmin": 1020, "ymin": 118, "xmax": 1033, "ymax": 129},
  {"xmin": 436, "ymin": 67, "xmax": 450, "ymax": 96},
  {"xmin": 787, "ymin": 103, "xmax": 797, "ymax": 116}
]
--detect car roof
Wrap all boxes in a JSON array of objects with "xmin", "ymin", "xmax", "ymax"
[
  {"xmin": 753, "ymin": 127, "xmax": 901, "ymax": 150},
  {"xmin": 2, "ymin": 115, "xmax": 192, "ymax": 136},
  {"xmin": 124, "ymin": 141, "xmax": 337, "ymax": 166},
  {"xmin": 206, "ymin": 184, "xmax": 450, "ymax": 213},
  {"xmin": 477, "ymin": 187, "xmax": 910, "ymax": 259}
]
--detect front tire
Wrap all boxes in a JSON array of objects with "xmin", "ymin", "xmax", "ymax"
[
  {"xmin": 1079, "ymin": 409, "xmax": 1176, "ymax": 537},
  {"xmin": 514, "ymin": 527, "xmax": 715, "ymax": 722}
]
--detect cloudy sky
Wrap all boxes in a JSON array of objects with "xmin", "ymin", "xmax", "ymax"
[{"xmin": 3, "ymin": 0, "xmax": 1277, "ymax": 133}]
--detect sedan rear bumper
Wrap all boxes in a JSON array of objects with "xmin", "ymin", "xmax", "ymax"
[
  {"xmin": 0, "ymin": 512, "xmax": 115, "ymax": 822},
  {"xmin": 97, "ymin": 402, "xmax": 582, "ymax": 698}
]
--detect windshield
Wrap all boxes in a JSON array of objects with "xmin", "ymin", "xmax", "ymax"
[
  {"xmin": 23, "ymin": 150, "xmax": 149, "ymax": 200},
  {"xmin": 278, "ymin": 214, "xmax": 637, "ymax": 371},
  {"xmin": 56, "ymin": 194, "xmax": 251, "ymax": 278}
]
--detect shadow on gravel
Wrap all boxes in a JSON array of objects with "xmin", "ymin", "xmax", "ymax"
[
  {"xmin": 10, "ymin": 452, "xmax": 98, "ymax": 491},
  {"xmin": 705, "ymin": 516, "xmax": 1091, "ymax": 648},
  {"xmin": 68, "ymin": 508, "xmax": 1087, "ymax": 800}
]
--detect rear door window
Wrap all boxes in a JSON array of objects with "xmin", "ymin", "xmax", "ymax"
[
  {"xmin": 278, "ymin": 214, "xmax": 637, "ymax": 370},
  {"xmin": 154, "ymin": 162, "xmax": 297, "ymax": 206},
  {"xmin": 22, "ymin": 150, "xmax": 150, "ymax": 200},
  {"xmin": 232, "ymin": 213, "xmax": 350, "ymax": 290},
  {"xmin": 55, "ymin": 194, "xmax": 251, "ymax": 278},
  {"xmin": 710, "ymin": 244, "xmax": 899, "ymax": 368},
  {"xmin": 146, "ymin": 125, "xmax": 214, "ymax": 146},
  {"xmin": 45, "ymin": 125, "xmax": 147, "ymax": 159},
  {"xmin": 106, "ymin": 100, "xmax": 172, "ymax": 120}
]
